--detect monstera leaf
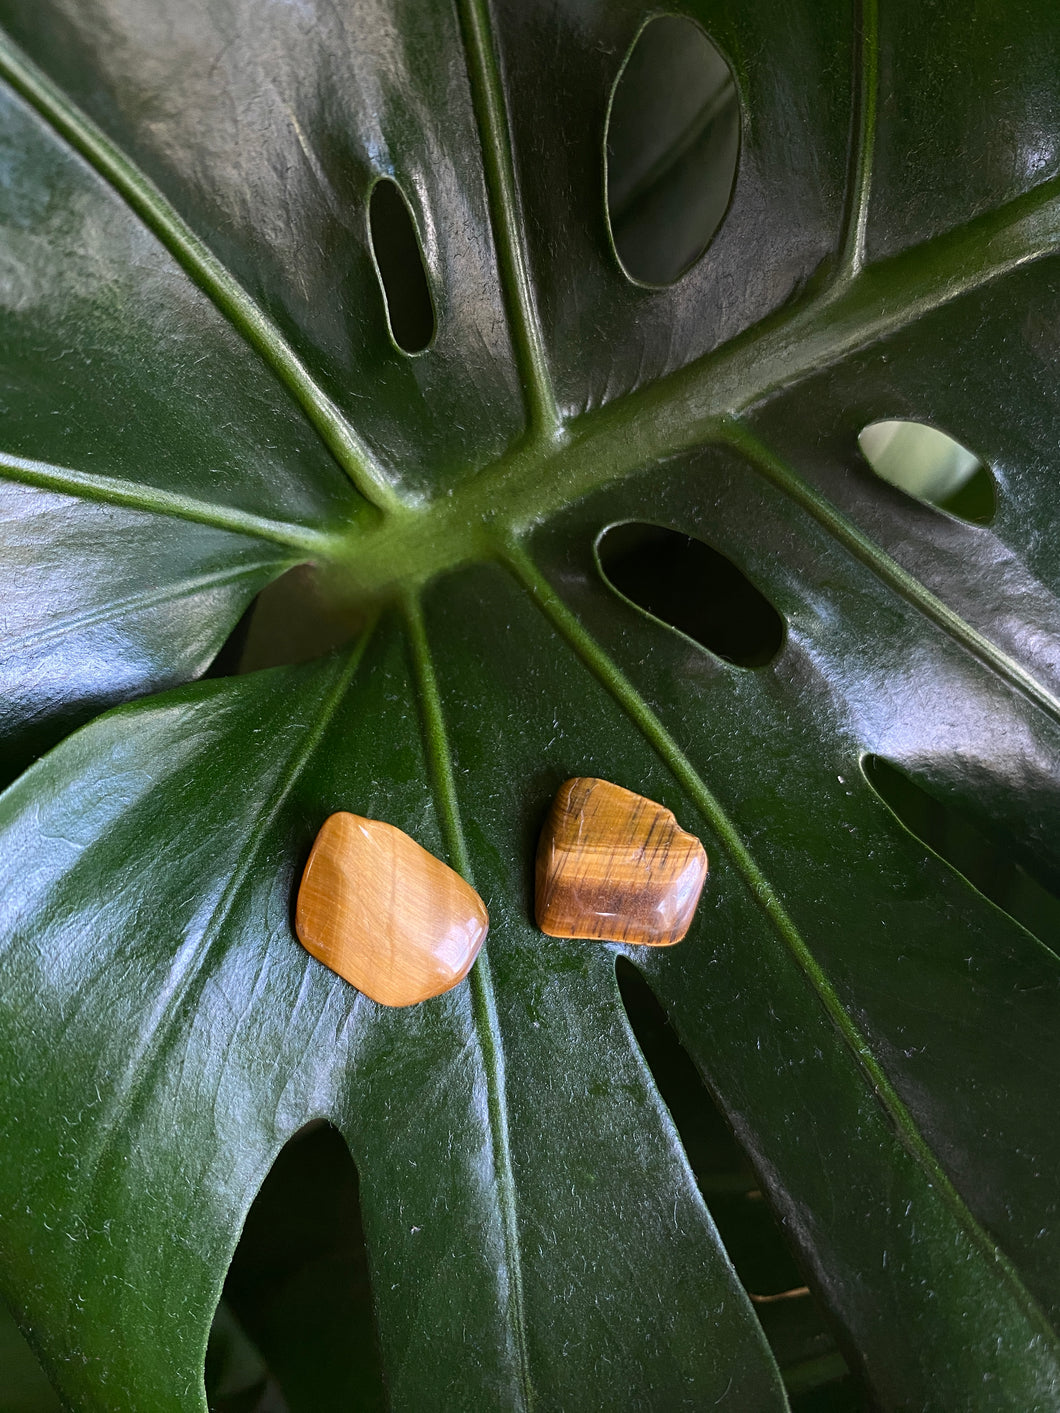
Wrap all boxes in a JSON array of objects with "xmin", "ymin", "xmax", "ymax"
[{"xmin": 0, "ymin": 0, "xmax": 1059, "ymax": 1407}]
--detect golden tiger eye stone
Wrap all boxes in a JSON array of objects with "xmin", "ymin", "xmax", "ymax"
[
  {"xmin": 295, "ymin": 812, "xmax": 489, "ymax": 1007},
  {"xmin": 536, "ymin": 778, "xmax": 707, "ymax": 945}
]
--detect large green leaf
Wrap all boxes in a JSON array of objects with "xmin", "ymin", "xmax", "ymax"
[{"xmin": 0, "ymin": 0, "xmax": 1058, "ymax": 1407}]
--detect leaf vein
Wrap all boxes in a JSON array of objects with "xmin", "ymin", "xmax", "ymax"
[
  {"xmin": 722, "ymin": 418, "xmax": 1060, "ymax": 729},
  {"xmin": 455, "ymin": 0, "xmax": 560, "ymax": 444},
  {"xmin": 0, "ymin": 560, "xmax": 280, "ymax": 660},
  {"xmin": 835, "ymin": 0, "xmax": 879, "ymax": 282},
  {"xmin": 502, "ymin": 536, "xmax": 1060, "ymax": 1353},
  {"xmin": 0, "ymin": 448, "xmax": 336, "ymax": 554},
  {"xmin": 403, "ymin": 590, "xmax": 534, "ymax": 1413},
  {"xmin": 72, "ymin": 629, "xmax": 376, "ymax": 1228},
  {"xmin": 0, "ymin": 29, "xmax": 402, "ymax": 514}
]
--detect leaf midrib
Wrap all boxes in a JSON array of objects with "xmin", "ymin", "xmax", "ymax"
[
  {"xmin": 3, "ymin": 0, "xmax": 1059, "ymax": 1392},
  {"xmin": 3, "ymin": 10, "xmax": 1059, "ymax": 742},
  {"xmin": 4, "ymin": 0, "xmax": 1059, "ymax": 1171},
  {"xmin": 404, "ymin": 592, "xmax": 533, "ymax": 1412}
]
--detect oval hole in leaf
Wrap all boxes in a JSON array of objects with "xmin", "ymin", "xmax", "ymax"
[
  {"xmin": 206, "ymin": 1120, "xmax": 385, "ymax": 1413},
  {"xmin": 616, "ymin": 960, "xmax": 861, "ymax": 1406},
  {"xmin": 863, "ymin": 756, "xmax": 1060, "ymax": 955},
  {"xmin": 368, "ymin": 177, "xmax": 435, "ymax": 354},
  {"xmin": 605, "ymin": 14, "xmax": 740, "ymax": 286},
  {"xmin": 597, "ymin": 522, "xmax": 784, "ymax": 666},
  {"xmin": 858, "ymin": 420, "xmax": 996, "ymax": 524},
  {"xmin": 203, "ymin": 565, "xmax": 367, "ymax": 676}
]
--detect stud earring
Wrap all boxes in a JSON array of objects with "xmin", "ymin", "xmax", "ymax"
[
  {"xmin": 296, "ymin": 812, "xmax": 489, "ymax": 1007},
  {"xmin": 535, "ymin": 777, "xmax": 707, "ymax": 945}
]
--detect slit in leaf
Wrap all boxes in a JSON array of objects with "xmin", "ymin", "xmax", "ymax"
[
  {"xmin": 597, "ymin": 521, "xmax": 784, "ymax": 666},
  {"xmin": 605, "ymin": 14, "xmax": 740, "ymax": 286},
  {"xmin": 206, "ymin": 1120, "xmax": 385, "ymax": 1413},
  {"xmin": 368, "ymin": 177, "xmax": 436, "ymax": 354},
  {"xmin": 858, "ymin": 420, "xmax": 996, "ymax": 524},
  {"xmin": 203, "ymin": 565, "xmax": 367, "ymax": 675},
  {"xmin": 616, "ymin": 959, "xmax": 866, "ymax": 1409},
  {"xmin": 863, "ymin": 755, "xmax": 1060, "ymax": 954},
  {"xmin": 201, "ymin": 597, "xmax": 258, "ymax": 679},
  {"xmin": 0, "ymin": 1297, "xmax": 62, "ymax": 1411}
]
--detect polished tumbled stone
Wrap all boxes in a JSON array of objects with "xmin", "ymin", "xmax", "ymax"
[
  {"xmin": 296, "ymin": 812, "xmax": 488, "ymax": 1007},
  {"xmin": 536, "ymin": 778, "xmax": 707, "ymax": 946}
]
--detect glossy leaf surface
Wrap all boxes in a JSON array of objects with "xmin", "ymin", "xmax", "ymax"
[{"xmin": 0, "ymin": 0, "xmax": 1057, "ymax": 1409}]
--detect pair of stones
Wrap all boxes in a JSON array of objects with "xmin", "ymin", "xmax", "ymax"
[{"xmin": 295, "ymin": 777, "xmax": 709, "ymax": 1008}]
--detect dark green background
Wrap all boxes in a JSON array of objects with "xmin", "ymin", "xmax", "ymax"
[{"xmin": 0, "ymin": 0, "xmax": 1057, "ymax": 1408}]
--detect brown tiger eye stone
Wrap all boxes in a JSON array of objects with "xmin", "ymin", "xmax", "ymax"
[
  {"xmin": 535, "ymin": 778, "xmax": 707, "ymax": 945},
  {"xmin": 296, "ymin": 812, "xmax": 488, "ymax": 1007}
]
